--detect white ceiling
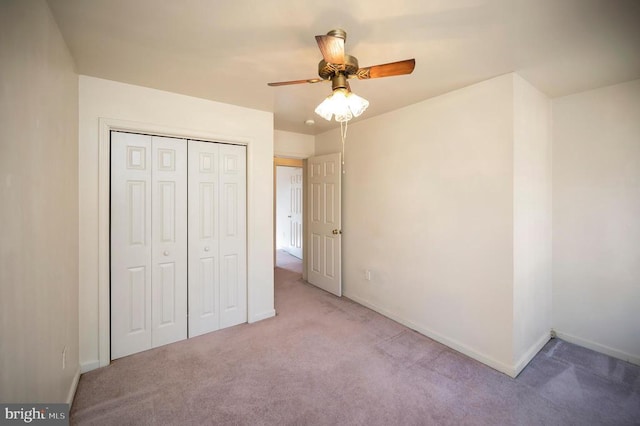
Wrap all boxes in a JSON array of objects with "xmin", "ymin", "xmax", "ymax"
[{"xmin": 47, "ymin": 0, "xmax": 640, "ymax": 135}]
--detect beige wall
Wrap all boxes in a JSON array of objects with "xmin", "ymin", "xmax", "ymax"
[
  {"xmin": 316, "ymin": 74, "xmax": 518, "ymax": 374},
  {"xmin": 317, "ymin": 73, "xmax": 639, "ymax": 371},
  {"xmin": 512, "ymin": 75, "xmax": 553, "ymax": 370},
  {"xmin": 315, "ymin": 73, "xmax": 554, "ymax": 376},
  {"xmin": 0, "ymin": 0, "xmax": 79, "ymax": 402},
  {"xmin": 274, "ymin": 130, "xmax": 314, "ymax": 159},
  {"xmin": 553, "ymin": 79, "xmax": 640, "ymax": 365},
  {"xmin": 78, "ymin": 76, "xmax": 275, "ymax": 372}
]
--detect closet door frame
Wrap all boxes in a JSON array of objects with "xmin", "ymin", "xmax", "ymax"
[{"xmin": 98, "ymin": 118, "xmax": 252, "ymax": 368}]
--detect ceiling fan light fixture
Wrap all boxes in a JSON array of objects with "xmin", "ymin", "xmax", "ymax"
[
  {"xmin": 314, "ymin": 95, "xmax": 336, "ymax": 121},
  {"xmin": 329, "ymin": 89, "xmax": 353, "ymax": 122},
  {"xmin": 315, "ymin": 88, "xmax": 368, "ymax": 123},
  {"xmin": 346, "ymin": 92, "xmax": 369, "ymax": 118}
]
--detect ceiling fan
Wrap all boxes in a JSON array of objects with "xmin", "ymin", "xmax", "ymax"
[{"xmin": 268, "ymin": 29, "xmax": 416, "ymax": 122}]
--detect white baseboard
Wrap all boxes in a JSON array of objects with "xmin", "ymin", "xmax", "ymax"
[
  {"xmin": 513, "ymin": 332, "xmax": 550, "ymax": 377},
  {"xmin": 249, "ymin": 309, "xmax": 276, "ymax": 323},
  {"xmin": 80, "ymin": 360, "xmax": 101, "ymax": 373},
  {"xmin": 66, "ymin": 366, "xmax": 81, "ymax": 405},
  {"xmin": 345, "ymin": 292, "xmax": 517, "ymax": 377},
  {"xmin": 553, "ymin": 330, "xmax": 640, "ymax": 366}
]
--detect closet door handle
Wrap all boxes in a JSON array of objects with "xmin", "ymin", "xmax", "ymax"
[
  {"xmin": 204, "ymin": 246, "xmax": 210, "ymax": 252},
  {"xmin": 163, "ymin": 250, "xmax": 169, "ymax": 256}
]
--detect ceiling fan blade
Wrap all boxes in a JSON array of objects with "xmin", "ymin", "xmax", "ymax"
[
  {"xmin": 356, "ymin": 59, "xmax": 416, "ymax": 79},
  {"xmin": 267, "ymin": 78, "xmax": 323, "ymax": 87},
  {"xmin": 315, "ymin": 35, "xmax": 345, "ymax": 65}
]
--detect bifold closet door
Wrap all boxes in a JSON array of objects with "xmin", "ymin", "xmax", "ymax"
[
  {"xmin": 111, "ymin": 132, "xmax": 188, "ymax": 359},
  {"xmin": 188, "ymin": 141, "xmax": 247, "ymax": 337}
]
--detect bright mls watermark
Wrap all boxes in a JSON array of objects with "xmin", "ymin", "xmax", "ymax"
[{"xmin": 1, "ymin": 404, "xmax": 68, "ymax": 425}]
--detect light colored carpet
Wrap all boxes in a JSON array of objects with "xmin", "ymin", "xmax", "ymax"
[
  {"xmin": 276, "ymin": 249, "xmax": 302, "ymax": 274},
  {"xmin": 71, "ymin": 255, "xmax": 640, "ymax": 425}
]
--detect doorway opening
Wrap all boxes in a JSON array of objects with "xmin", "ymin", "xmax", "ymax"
[
  {"xmin": 274, "ymin": 158, "xmax": 304, "ymax": 276},
  {"xmin": 273, "ymin": 153, "xmax": 342, "ymax": 297}
]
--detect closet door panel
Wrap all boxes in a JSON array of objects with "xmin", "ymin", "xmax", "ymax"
[
  {"xmin": 188, "ymin": 141, "xmax": 221, "ymax": 337},
  {"xmin": 151, "ymin": 137, "xmax": 188, "ymax": 348},
  {"xmin": 219, "ymin": 144, "xmax": 247, "ymax": 328},
  {"xmin": 113, "ymin": 133, "xmax": 247, "ymax": 357},
  {"xmin": 111, "ymin": 132, "xmax": 153, "ymax": 359}
]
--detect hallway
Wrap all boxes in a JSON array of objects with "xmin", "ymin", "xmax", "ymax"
[{"xmin": 275, "ymin": 249, "xmax": 302, "ymax": 274}]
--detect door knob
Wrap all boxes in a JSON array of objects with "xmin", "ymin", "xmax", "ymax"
[
  {"xmin": 287, "ymin": 215, "xmax": 292, "ymax": 218},
  {"xmin": 163, "ymin": 250, "xmax": 169, "ymax": 256},
  {"xmin": 332, "ymin": 229, "xmax": 342, "ymax": 235},
  {"xmin": 204, "ymin": 246, "xmax": 210, "ymax": 252}
]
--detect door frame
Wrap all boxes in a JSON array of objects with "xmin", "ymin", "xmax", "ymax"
[
  {"xmin": 273, "ymin": 157, "xmax": 306, "ymax": 279},
  {"xmin": 97, "ymin": 118, "xmax": 252, "ymax": 368}
]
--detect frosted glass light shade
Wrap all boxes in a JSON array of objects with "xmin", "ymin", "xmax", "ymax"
[
  {"xmin": 315, "ymin": 89, "xmax": 369, "ymax": 122},
  {"xmin": 331, "ymin": 90, "xmax": 352, "ymax": 122},
  {"xmin": 314, "ymin": 96, "xmax": 334, "ymax": 121},
  {"xmin": 346, "ymin": 92, "xmax": 369, "ymax": 117}
]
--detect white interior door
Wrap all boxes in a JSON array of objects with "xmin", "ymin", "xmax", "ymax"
[
  {"xmin": 188, "ymin": 141, "xmax": 220, "ymax": 337},
  {"xmin": 111, "ymin": 132, "xmax": 153, "ymax": 359},
  {"xmin": 275, "ymin": 166, "xmax": 291, "ymax": 250},
  {"xmin": 112, "ymin": 132, "xmax": 247, "ymax": 356},
  {"xmin": 288, "ymin": 167, "xmax": 303, "ymax": 259},
  {"xmin": 308, "ymin": 153, "xmax": 342, "ymax": 296},
  {"xmin": 111, "ymin": 132, "xmax": 188, "ymax": 359},
  {"xmin": 219, "ymin": 143, "xmax": 247, "ymax": 328},
  {"xmin": 150, "ymin": 136, "xmax": 188, "ymax": 348},
  {"xmin": 188, "ymin": 141, "xmax": 247, "ymax": 336}
]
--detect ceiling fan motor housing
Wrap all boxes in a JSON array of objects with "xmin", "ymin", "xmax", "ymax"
[{"xmin": 318, "ymin": 54, "xmax": 359, "ymax": 79}]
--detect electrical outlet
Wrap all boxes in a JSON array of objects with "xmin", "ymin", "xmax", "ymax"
[
  {"xmin": 364, "ymin": 269, "xmax": 372, "ymax": 281},
  {"xmin": 62, "ymin": 346, "xmax": 67, "ymax": 370}
]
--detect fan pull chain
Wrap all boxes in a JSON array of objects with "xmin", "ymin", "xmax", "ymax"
[{"xmin": 340, "ymin": 120, "xmax": 348, "ymax": 174}]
